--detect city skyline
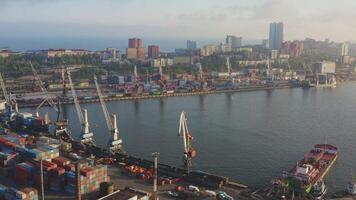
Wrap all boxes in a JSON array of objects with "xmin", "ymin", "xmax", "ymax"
[{"xmin": 0, "ymin": 0, "xmax": 356, "ymax": 43}]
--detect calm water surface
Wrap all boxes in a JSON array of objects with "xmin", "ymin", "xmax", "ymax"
[{"xmin": 27, "ymin": 82, "xmax": 356, "ymax": 192}]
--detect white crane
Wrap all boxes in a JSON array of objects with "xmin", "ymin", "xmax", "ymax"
[
  {"xmin": 287, "ymin": 61, "xmax": 294, "ymax": 80},
  {"xmin": 159, "ymin": 66, "xmax": 163, "ymax": 81},
  {"xmin": 196, "ymin": 63, "xmax": 203, "ymax": 80},
  {"xmin": 178, "ymin": 111, "xmax": 196, "ymax": 172},
  {"xmin": 67, "ymin": 71, "xmax": 94, "ymax": 146},
  {"xmin": 0, "ymin": 73, "xmax": 10, "ymax": 105},
  {"xmin": 93, "ymin": 76, "xmax": 122, "ymax": 154},
  {"xmin": 226, "ymin": 57, "xmax": 235, "ymax": 84},
  {"xmin": 133, "ymin": 65, "xmax": 138, "ymax": 83},
  {"xmin": 0, "ymin": 72, "xmax": 17, "ymax": 115},
  {"xmin": 30, "ymin": 62, "xmax": 58, "ymax": 117}
]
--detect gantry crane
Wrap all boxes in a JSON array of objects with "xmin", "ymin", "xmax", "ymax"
[
  {"xmin": 0, "ymin": 72, "xmax": 18, "ymax": 118},
  {"xmin": 178, "ymin": 111, "xmax": 196, "ymax": 172},
  {"xmin": 93, "ymin": 76, "xmax": 123, "ymax": 154},
  {"xmin": 67, "ymin": 71, "xmax": 94, "ymax": 146},
  {"xmin": 30, "ymin": 62, "xmax": 58, "ymax": 117}
]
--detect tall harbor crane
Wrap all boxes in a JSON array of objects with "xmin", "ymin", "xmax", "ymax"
[
  {"xmin": 0, "ymin": 72, "xmax": 17, "ymax": 117},
  {"xmin": 196, "ymin": 63, "xmax": 203, "ymax": 80},
  {"xmin": 133, "ymin": 65, "xmax": 138, "ymax": 83},
  {"xmin": 30, "ymin": 62, "xmax": 58, "ymax": 117},
  {"xmin": 93, "ymin": 76, "xmax": 123, "ymax": 154},
  {"xmin": 178, "ymin": 111, "xmax": 196, "ymax": 172},
  {"xmin": 67, "ymin": 71, "xmax": 94, "ymax": 146},
  {"xmin": 226, "ymin": 57, "xmax": 236, "ymax": 85},
  {"xmin": 0, "ymin": 73, "xmax": 10, "ymax": 106}
]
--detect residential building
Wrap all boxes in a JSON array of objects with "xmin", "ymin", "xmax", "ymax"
[
  {"xmin": 173, "ymin": 56, "xmax": 192, "ymax": 65},
  {"xmin": 100, "ymin": 48, "xmax": 120, "ymax": 63},
  {"xmin": 187, "ymin": 40, "xmax": 197, "ymax": 50},
  {"xmin": 128, "ymin": 38, "xmax": 143, "ymax": 48},
  {"xmin": 39, "ymin": 49, "xmax": 91, "ymax": 58},
  {"xmin": 200, "ymin": 45, "xmax": 219, "ymax": 56},
  {"xmin": 340, "ymin": 43, "xmax": 351, "ymax": 64},
  {"xmin": 148, "ymin": 45, "xmax": 160, "ymax": 58},
  {"xmin": 270, "ymin": 50, "xmax": 278, "ymax": 59},
  {"xmin": 226, "ymin": 35, "xmax": 242, "ymax": 51},
  {"xmin": 340, "ymin": 43, "xmax": 349, "ymax": 56},
  {"xmin": 126, "ymin": 38, "xmax": 145, "ymax": 59},
  {"xmin": 312, "ymin": 61, "xmax": 336, "ymax": 74},
  {"xmin": 218, "ymin": 43, "xmax": 230, "ymax": 52},
  {"xmin": 262, "ymin": 39, "xmax": 269, "ymax": 49},
  {"xmin": 269, "ymin": 22, "xmax": 284, "ymax": 50},
  {"xmin": 280, "ymin": 41, "xmax": 304, "ymax": 57},
  {"xmin": 150, "ymin": 58, "xmax": 173, "ymax": 68},
  {"xmin": 0, "ymin": 48, "xmax": 18, "ymax": 58}
]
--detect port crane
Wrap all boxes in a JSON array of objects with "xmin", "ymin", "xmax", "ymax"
[
  {"xmin": 30, "ymin": 62, "xmax": 58, "ymax": 117},
  {"xmin": 178, "ymin": 111, "xmax": 196, "ymax": 172},
  {"xmin": 67, "ymin": 71, "xmax": 94, "ymax": 146},
  {"xmin": 196, "ymin": 63, "xmax": 203, "ymax": 80},
  {"xmin": 0, "ymin": 73, "xmax": 15, "ymax": 112},
  {"xmin": 53, "ymin": 68, "xmax": 73, "ymax": 142},
  {"xmin": 133, "ymin": 65, "xmax": 138, "ymax": 83},
  {"xmin": 226, "ymin": 57, "xmax": 236, "ymax": 87},
  {"xmin": 93, "ymin": 76, "xmax": 123, "ymax": 154}
]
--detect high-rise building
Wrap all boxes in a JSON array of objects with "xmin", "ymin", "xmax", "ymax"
[
  {"xmin": 340, "ymin": 43, "xmax": 349, "ymax": 56},
  {"xmin": 187, "ymin": 40, "xmax": 197, "ymax": 50},
  {"xmin": 126, "ymin": 38, "xmax": 145, "ymax": 59},
  {"xmin": 280, "ymin": 41, "xmax": 304, "ymax": 58},
  {"xmin": 148, "ymin": 45, "xmax": 160, "ymax": 59},
  {"xmin": 200, "ymin": 45, "xmax": 219, "ymax": 57},
  {"xmin": 340, "ymin": 43, "xmax": 350, "ymax": 64},
  {"xmin": 269, "ymin": 22, "xmax": 284, "ymax": 50},
  {"xmin": 226, "ymin": 35, "xmax": 242, "ymax": 51},
  {"xmin": 128, "ymin": 38, "xmax": 143, "ymax": 48}
]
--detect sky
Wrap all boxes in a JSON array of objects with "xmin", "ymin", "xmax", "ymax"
[{"xmin": 0, "ymin": 0, "xmax": 356, "ymax": 50}]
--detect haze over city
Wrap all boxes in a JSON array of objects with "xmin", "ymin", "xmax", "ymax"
[{"xmin": 0, "ymin": 0, "xmax": 356, "ymax": 51}]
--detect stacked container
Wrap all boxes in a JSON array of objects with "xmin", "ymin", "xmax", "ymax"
[
  {"xmin": 0, "ymin": 148, "xmax": 18, "ymax": 168},
  {"xmin": 14, "ymin": 162, "xmax": 35, "ymax": 186},
  {"xmin": 65, "ymin": 165, "xmax": 110, "ymax": 195},
  {"xmin": 2, "ymin": 187, "xmax": 38, "ymax": 200}
]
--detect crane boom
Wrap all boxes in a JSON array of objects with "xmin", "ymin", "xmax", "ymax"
[
  {"xmin": 0, "ymin": 73, "xmax": 10, "ymax": 104},
  {"xmin": 67, "ymin": 71, "xmax": 93, "ymax": 146},
  {"xmin": 93, "ymin": 76, "xmax": 112, "ymax": 132},
  {"xmin": 178, "ymin": 111, "xmax": 195, "ymax": 172},
  {"xmin": 94, "ymin": 76, "xmax": 122, "ymax": 153},
  {"xmin": 67, "ymin": 71, "xmax": 84, "ymax": 126},
  {"xmin": 30, "ymin": 62, "xmax": 58, "ymax": 112}
]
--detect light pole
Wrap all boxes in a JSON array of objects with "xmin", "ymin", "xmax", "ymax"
[{"xmin": 152, "ymin": 152, "xmax": 160, "ymax": 200}]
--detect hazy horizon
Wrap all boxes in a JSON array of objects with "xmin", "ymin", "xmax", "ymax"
[{"xmin": 1, "ymin": 0, "xmax": 356, "ymax": 50}]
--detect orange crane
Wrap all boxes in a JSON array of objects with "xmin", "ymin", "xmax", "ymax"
[{"xmin": 178, "ymin": 111, "xmax": 196, "ymax": 172}]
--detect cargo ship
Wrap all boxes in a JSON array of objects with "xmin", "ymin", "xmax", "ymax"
[{"xmin": 282, "ymin": 144, "xmax": 338, "ymax": 193}]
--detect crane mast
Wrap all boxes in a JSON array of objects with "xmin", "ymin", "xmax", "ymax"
[
  {"xmin": 93, "ymin": 76, "xmax": 122, "ymax": 154},
  {"xmin": 178, "ymin": 111, "xmax": 196, "ymax": 172},
  {"xmin": 67, "ymin": 71, "xmax": 94, "ymax": 146}
]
